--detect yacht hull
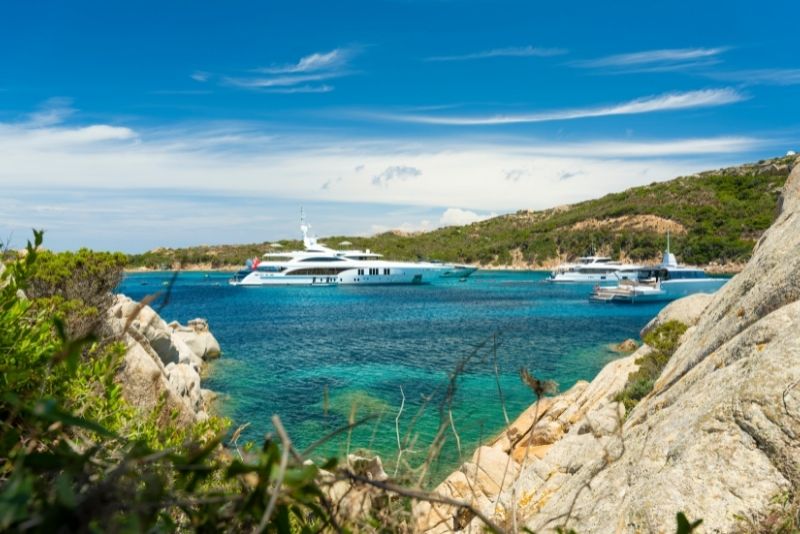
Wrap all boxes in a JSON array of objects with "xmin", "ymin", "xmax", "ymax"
[{"xmin": 230, "ymin": 266, "xmax": 437, "ymax": 286}]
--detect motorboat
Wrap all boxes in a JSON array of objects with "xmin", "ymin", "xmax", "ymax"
[
  {"xmin": 590, "ymin": 278, "xmax": 666, "ymax": 303},
  {"xmin": 230, "ymin": 216, "xmax": 449, "ymax": 286}
]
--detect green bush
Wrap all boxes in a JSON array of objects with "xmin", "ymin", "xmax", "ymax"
[
  {"xmin": 0, "ymin": 233, "xmax": 339, "ymax": 532},
  {"xmin": 615, "ymin": 320, "xmax": 688, "ymax": 413}
]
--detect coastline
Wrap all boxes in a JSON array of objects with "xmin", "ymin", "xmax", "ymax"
[{"xmin": 125, "ymin": 261, "xmax": 744, "ymax": 275}]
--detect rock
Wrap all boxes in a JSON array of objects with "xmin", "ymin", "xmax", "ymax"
[
  {"xmin": 347, "ymin": 454, "xmax": 388, "ymax": 481},
  {"xmin": 167, "ymin": 363, "xmax": 203, "ymax": 412},
  {"xmin": 511, "ymin": 162, "xmax": 800, "ymax": 532},
  {"xmin": 172, "ymin": 325, "xmax": 221, "ymax": 360},
  {"xmin": 614, "ymin": 338, "xmax": 638, "ymax": 352},
  {"xmin": 116, "ymin": 334, "xmax": 196, "ymax": 426},
  {"xmin": 107, "ymin": 294, "xmax": 222, "ymax": 422},
  {"xmin": 640, "ymin": 292, "xmax": 714, "ymax": 337}
]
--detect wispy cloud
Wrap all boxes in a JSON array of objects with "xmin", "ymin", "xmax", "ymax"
[
  {"xmin": 426, "ymin": 46, "xmax": 567, "ymax": 62},
  {"xmin": 574, "ymin": 47, "xmax": 728, "ymax": 72},
  {"xmin": 371, "ymin": 165, "xmax": 422, "ymax": 186},
  {"xmin": 202, "ymin": 48, "xmax": 357, "ymax": 93},
  {"xmin": 503, "ymin": 169, "xmax": 530, "ymax": 182},
  {"xmin": 224, "ymin": 74, "xmax": 340, "ymax": 89},
  {"xmin": 705, "ymin": 68, "xmax": 800, "ymax": 86},
  {"xmin": 27, "ymin": 97, "xmax": 76, "ymax": 127},
  {"xmin": 191, "ymin": 71, "xmax": 211, "ymax": 82},
  {"xmin": 371, "ymin": 88, "xmax": 745, "ymax": 126},
  {"xmin": 256, "ymin": 49, "xmax": 354, "ymax": 74}
]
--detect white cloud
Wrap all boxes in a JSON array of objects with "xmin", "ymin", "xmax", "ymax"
[
  {"xmin": 371, "ymin": 165, "xmax": 422, "ymax": 186},
  {"xmin": 191, "ymin": 71, "xmax": 211, "ymax": 82},
  {"xmin": 266, "ymin": 84, "xmax": 335, "ymax": 94},
  {"xmin": 706, "ymin": 68, "xmax": 800, "ymax": 86},
  {"xmin": 439, "ymin": 208, "xmax": 495, "ymax": 226},
  {"xmin": 257, "ymin": 49, "xmax": 353, "ymax": 74},
  {"xmin": 503, "ymin": 169, "xmax": 530, "ymax": 182},
  {"xmin": 372, "ymin": 88, "xmax": 746, "ymax": 126},
  {"xmin": 26, "ymin": 98, "xmax": 75, "ymax": 127},
  {"xmin": 0, "ymin": 103, "xmax": 775, "ymax": 251},
  {"xmin": 426, "ymin": 46, "xmax": 566, "ymax": 62},
  {"xmin": 224, "ymin": 73, "xmax": 341, "ymax": 89},
  {"xmin": 220, "ymin": 47, "xmax": 358, "ymax": 93},
  {"xmin": 574, "ymin": 47, "xmax": 728, "ymax": 71}
]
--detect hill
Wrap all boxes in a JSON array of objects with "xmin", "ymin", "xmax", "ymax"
[{"xmin": 127, "ymin": 155, "xmax": 795, "ymax": 270}]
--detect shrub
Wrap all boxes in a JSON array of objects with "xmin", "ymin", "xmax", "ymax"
[{"xmin": 615, "ymin": 320, "xmax": 688, "ymax": 413}]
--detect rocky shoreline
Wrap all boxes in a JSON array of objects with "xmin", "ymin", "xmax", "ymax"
[
  {"xmin": 107, "ymin": 294, "xmax": 222, "ymax": 424},
  {"xmin": 412, "ymin": 159, "xmax": 800, "ymax": 532}
]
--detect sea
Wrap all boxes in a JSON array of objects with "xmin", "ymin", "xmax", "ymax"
[{"xmin": 118, "ymin": 270, "xmax": 666, "ymax": 481}]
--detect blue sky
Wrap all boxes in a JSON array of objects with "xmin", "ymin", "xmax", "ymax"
[{"xmin": 1, "ymin": 0, "xmax": 798, "ymax": 251}]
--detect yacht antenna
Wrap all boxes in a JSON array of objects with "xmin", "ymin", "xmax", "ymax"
[{"xmin": 667, "ymin": 230, "xmax": 671, "ymax": 253}]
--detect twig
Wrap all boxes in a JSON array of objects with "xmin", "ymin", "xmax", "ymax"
[
  {"xmin": 300, "ymin": 414, "xmax": 378, "ymax": 458},
  {"xmin": 229, "ymin": 422, "xmax": 251, "ymax": 462},
  {"xmin": 256, "ymin": 415, "xmax": 291, "ymax": 533},
  {"xmin": 394, "ymin": 386, "xmax": 406, "ymax": 477},
  {"xmin": 339, "ymin": 470, "xmax": 507, "ymax": 534},
  {"xmin": 448, "ymin": 409, "xmax": 462, "ymax": 459},
  {"xmin": 493, "ymin": 333, "xmax": 510, "ymax": 426}
]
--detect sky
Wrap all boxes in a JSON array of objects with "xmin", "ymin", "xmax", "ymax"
[{"xmin": 1, "ymin": 0, "xmax": 798, "ymax": 252}]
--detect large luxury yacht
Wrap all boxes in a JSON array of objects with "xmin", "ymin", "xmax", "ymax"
[
  {"xmin": 229, "ymin": 217, "xmax": 454, "ymax": 286},
  {"xmin": 547, "ymin": 255, "xmax": 641, "ymax": 284}
]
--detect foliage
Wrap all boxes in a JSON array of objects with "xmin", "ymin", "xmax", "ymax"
[
  {"xmin": 615, "ymin": 320, "xmax": 688, "ymax": 413},
  {"xmin": 0, "ymin": 233, "xmax": 339, "ymax": 532},
  {"xmin": 25, "ymin": 248, "xmax": 127, "ymax": 340},
  {"xmin": 126, "ymin": 156, "xmax": 793, "ymax": 269}
]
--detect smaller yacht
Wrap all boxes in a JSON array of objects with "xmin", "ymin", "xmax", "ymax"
[
  {"xmin": 591, "ymin": 236, "xmax": 727, "ymax": 303},
  {"xmin": 548, "ymin": 255, "xmax": 641, "ymax": 284}
]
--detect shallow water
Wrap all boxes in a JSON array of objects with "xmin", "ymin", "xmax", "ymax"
[{"xmin": 119, "ymin": 270, "xmax": 665, "ymax": 480}]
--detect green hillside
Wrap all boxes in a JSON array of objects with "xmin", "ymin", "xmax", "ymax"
[{"xmin": 128, "ymin": 155, "xmax": 795, "ymax": 270}]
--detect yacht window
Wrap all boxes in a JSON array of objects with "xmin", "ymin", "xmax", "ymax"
[
  {"xmin": 286, "ymin": 268, "xmax": 348, "ymax": 276},
  {"xmin": 300, "ymin": 257, "xmax": 344, "ymax": 262},
  {"xmin": 256, "ymin": 265, "xmax": 284, "ymax": 272},
  {"xmin": 384, "ymin": 268, "xmax": 390, "ymax": 275},
  {"xmin": 357, "ymin": 269, "xmax": 364, "ymax": 275}
]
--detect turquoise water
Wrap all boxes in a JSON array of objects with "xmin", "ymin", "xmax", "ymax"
[{"xmin": 118, "ymin": 270, "xmax": 664, "ymax": 479}]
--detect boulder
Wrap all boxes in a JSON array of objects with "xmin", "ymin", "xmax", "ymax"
[
  {"xmin": 614, "ymin": 338, "xmax": 638, "ymax": 352},
  {"xmin": 512, "ymin": 160, "xmax": 800, "ymax": 532},
  {"xmin": 116, "ymin": 334, "xmax": 196, "ymax": 426},
  {"xmin": 171, "ymin": 321, "xmax": 221, "ymax": 360},
  {"xmin": 166, "ymin": 363, "xmax": 203, "ymax": 412},
  {"xmin": 640, "ymin": 292, "xmax": 714, "ymax": 337}
]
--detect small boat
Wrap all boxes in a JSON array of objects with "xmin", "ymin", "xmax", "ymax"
[{"xmin": 590, "ymin": 279, "xmax": 666, "ymax": 303}]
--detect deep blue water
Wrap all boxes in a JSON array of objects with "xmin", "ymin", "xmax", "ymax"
[{"xmin": 118, "ymin": 270, "xmax": 664, "ymax": 479}]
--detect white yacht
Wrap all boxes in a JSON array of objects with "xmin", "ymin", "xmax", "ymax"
[
  {"xmin": 591, "ymin": 237, "xmax": 727, "ymax": 303},
  {"xmin": 230, "ymin": 217, "xmax": 447, "ymax": 286},
  {"xmin": 548, "ymin": 255, "xmax": 641, "ymax": 284}
]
